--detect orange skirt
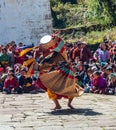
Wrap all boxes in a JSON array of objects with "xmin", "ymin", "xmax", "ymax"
[{"xmin": 47, "ymin": 89, "xmax": 74, "ymax": 100}]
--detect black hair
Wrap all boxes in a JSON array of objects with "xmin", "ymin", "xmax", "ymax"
[
  {"xmin": 93, "ymin": 71, "xmax": 102, "ymax": 76},
  {"xmin": 2, "ymin": 47, "xmax": 7, "ymax": 51},
  {"xmin": 8, "ymin": 72, "xmax": 15, "ymax": 77}
]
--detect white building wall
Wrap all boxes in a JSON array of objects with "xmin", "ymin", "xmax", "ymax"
[{"xmin": 0, "ymin": 0, "xmax": 52, "ymax": 45}]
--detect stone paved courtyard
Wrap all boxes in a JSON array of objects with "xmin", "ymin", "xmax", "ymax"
[{"xmin": 0, "ymin": 93, "xmax": 116, "ymax": 130}]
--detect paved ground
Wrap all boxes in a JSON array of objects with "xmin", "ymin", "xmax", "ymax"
[{"xmin": 0, "ymin": 93, "xmax": 115, "ymax": 130}]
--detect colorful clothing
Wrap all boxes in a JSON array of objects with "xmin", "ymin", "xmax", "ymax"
[
  {"xmin": 18, "ymin": 75, "xmax": 35, "ymax": 93},
  {"xmin": 3, "ymin": 77, "xmax": 22, "ymax": 94},
  {"xmin": 4, "ymin": 77, "xmax": 19, "ymax": 90},
  {"xmin": 38, "ymin": 36, "xmax": 84, "ymax": 99},
  {"xmin": 99, "ymin": 50, "xmax": 110, "ymax": 63},
  {"xmin": 0, "ymin": 53, "xmax": 10, "ymax": 66},
  {"xmin": 91, "ymin": 76, "xmax": 107, "ymax": 94},
  {"xmin": 80, "ymin": 46, "xmax": 92, "ymax": 63}
]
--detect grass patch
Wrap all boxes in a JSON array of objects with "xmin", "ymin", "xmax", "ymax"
[{"xmin": 63, "ymin": 26, "xmax": 116, "ymax": 45}]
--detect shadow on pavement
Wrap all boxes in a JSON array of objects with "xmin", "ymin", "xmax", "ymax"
[{"xmin": 47, "ymin": 108, "xmax": 102, "ymax": 116}]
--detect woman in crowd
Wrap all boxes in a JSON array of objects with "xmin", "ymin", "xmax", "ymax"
[
  {"xmin": 90, "ymin": 71, "xmax": 107, "ymax": 94},
  {"xmin": 99, "ymin": 43, "xmax": 110, "ymax": 65}
]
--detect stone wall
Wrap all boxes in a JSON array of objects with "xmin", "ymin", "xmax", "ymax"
[{"xmin": 0, "ymin": 0, "xmax": 52, "ymax": 45}]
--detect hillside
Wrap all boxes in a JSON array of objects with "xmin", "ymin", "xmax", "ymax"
[{"xmin": 50, "ymin": 0, "xmax": 116, "ymax": 44}]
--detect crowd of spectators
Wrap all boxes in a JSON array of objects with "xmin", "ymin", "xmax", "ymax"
[
  {"xmin": 67, "ymin": 38, "xmax": 116, "ymax": 95},
  {"xmin": 0, "ymin": 37, "xmax": 116, "ymax": 95},
  {"xmin": 0, "ymin": 41, "xmax": 42, "ymax": 94}
]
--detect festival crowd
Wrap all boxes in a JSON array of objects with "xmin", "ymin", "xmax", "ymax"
[{"xmin": 0, "ymin": 37, "xmax": 116, "ymax": 95}]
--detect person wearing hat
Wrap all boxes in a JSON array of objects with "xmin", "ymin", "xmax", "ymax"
[
  {"xmin": 38, "ymin": 33, "xmax": 84, "ymax": 110},
  {"xmin": 80, "ymin": 41, "xmax": 92, "ymax": 64}
]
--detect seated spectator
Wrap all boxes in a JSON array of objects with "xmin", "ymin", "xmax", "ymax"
[
  {"xmin": 84, "ymin": 68, "xmax": 93, "ymax": 93},
  {"xmin": 75, "ymin": 75, "xmax": 85, "ymax": 89},
  {"xmin": 0, "ymin": 66, "xmax": 16, "ymax": 92},
  {"xmin": 106, "ymin": 73, "xmax": 116, "ymax": 95},
  {"xmin": 99, "ymin": 43, "xmax": 110, "ymax": 65},
  {"xmin": 76, "ymin": 62, "xmax": 85, "ymax": 83},
  {"xmin": 90, "ymin": 71, "xmax": 107, "ymax": 94},
  {"xmin": 18, "ymin": 68, "xmax": 37, "ymax": 93},
  {"xmin": 93, "ymin": 44, "xmax": 101, "ymax": 62},
  {"xmin": 0, "ymin": 47, "xmax": 10, "ymax": 72},
  {"xmin": 101, "ymin": 65, "xmax": 112, "ymax": 79},
  {"xmin": 3, "ymin": 72, "xmax": 22, "ymax": 94}
]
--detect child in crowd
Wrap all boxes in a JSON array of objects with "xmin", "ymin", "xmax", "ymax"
[
  {"xmin": 106, "ymin": 73, "xmax": 116, "ymax": 95},
  {"xmin": 90, "ymin": 71, "xmax": 107, "ymax": 94}
]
